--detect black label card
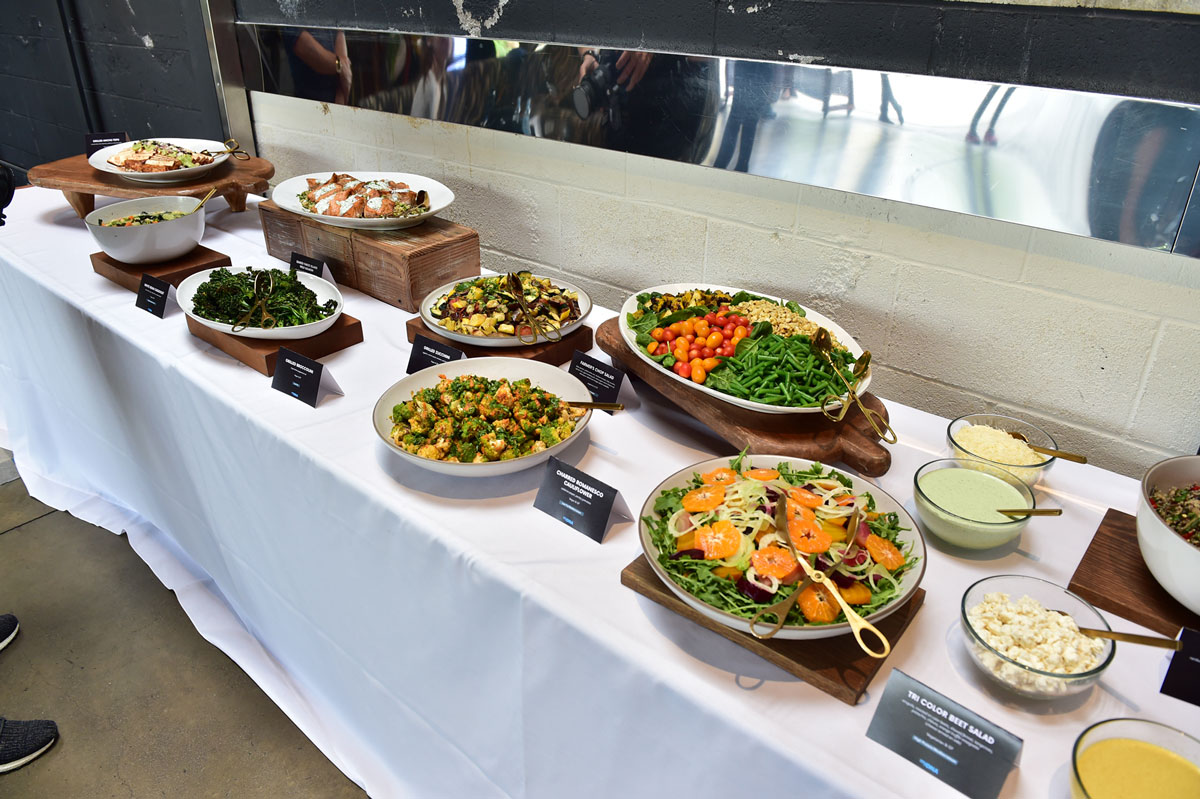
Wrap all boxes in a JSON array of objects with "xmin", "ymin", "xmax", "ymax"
[
  {"xmin": 533, "ymin": 456, "xmax": 628, "ymax": 543},
  {"xmin": 289, "ymin": 251, "xmax": 333, "ymax": 282},
  {"xmin": 1161, "ymin": 627, "xmax": 1200, "ymax": 706},
  {"xmin": 85, "ymin": 131, "xmax": 129, "ymax": 156},
  {"xmin": 867, "ymin": 671, "xmax": 1021, "ymax": 799},
  {"xmin": 135, "ymin": 274, "xmax": 173, "ymax": 318},
  {"xmin": 271, "ymin": 347, "xmax": 344, "ymax": 407},
  {"xmin": 568, "ymin": 351, "xmax": 625, "ymax": 411},
  {"xmin": 407, "ymin": 333, "xmax": 464, "ymax": 374}
]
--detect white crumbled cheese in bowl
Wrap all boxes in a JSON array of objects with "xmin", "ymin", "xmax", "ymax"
[
  {"xmin": 965, "ymin": 591, "xmax": 1108, "ymax": 698},
  {"xmin": 954, "ymin": 424, "xmax": 1045, "ymax": 467}
]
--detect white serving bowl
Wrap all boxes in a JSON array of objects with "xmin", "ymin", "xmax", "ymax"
[
  {"xmin": 177, "ymin": 266, "xmax": 343, "ymax": 340},
  {"xmin": 1137, "ymin": 454, "xmax": 1200, "ymax": 615},
  {"xmin": 84, "ymin": 196, "xmax": 204, "ymax": 264},
  {"xmin": 272, "ymin": 171, "xmax": 455, "ymax": 230},
  {"xmin": 372, "ymin": 358, "xmax": 592, "ymax": 477}
]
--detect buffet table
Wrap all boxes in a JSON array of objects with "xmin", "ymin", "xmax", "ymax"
[{"xmin": 0, "ymin": 187, "xmax": 1194, "ymax": 798}]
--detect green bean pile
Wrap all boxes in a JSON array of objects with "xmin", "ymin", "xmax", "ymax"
[{"xmin": 705, "ymin": 331, "xmax": 857, "ymax": 407}]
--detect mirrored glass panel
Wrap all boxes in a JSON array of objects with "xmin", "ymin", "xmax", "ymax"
[{"xmin": 236, "ymin": 24, "xmax": 1200, "ymax": 256}]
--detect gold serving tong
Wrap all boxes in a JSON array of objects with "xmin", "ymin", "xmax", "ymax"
[
  {"xmin": 506, "ymin": 272, "xmax": 562, "ymax": 345},
  {"xmin": 814, "ymin": 328, "xmax": 897, "ymax": 444},
  {"xmin": 201, "ymin": 138, "xmax": 251, "ymax": 160},
  {"xmin": 232, "ymin": 270, "xmax": 278, "ymax": 332}
]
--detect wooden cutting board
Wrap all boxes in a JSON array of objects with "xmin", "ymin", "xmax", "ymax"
[
  {"xmin": 27, "ymin": 154, "xmax": 274, "ymax": 217},
  {"xmin": 184, "ymin": 314, "xmax": 364, "ymax": 377},
  {"xmin": 1068, "ymin": 508, "xmax": 1200, "ymax": 637},
  {"xmin": 90, "ymin": 246, "xmax": 231, "ymax": 293},
  {"xmin": 622, "ymin": 555, "xmax": 925, "ymax": 705},
  {"xmin": 596, "ymin": 318, "xmax": 892, "ymax": 476}
]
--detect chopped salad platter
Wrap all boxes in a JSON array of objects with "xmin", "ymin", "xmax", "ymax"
[
  {"xmin": 640, "ymin": 454, "xmax": 925, "ymax": 640},
  {"xmin": 618, "ymin": 283, "xmax": 869, "ymax": 415}
]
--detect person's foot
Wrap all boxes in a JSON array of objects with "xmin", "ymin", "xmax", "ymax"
[
  {"xmin": 965, "ymin": 131, "xmax": 981, "ymax": 144},
  {"xmin": 879, "ymin": 113, "xmax": 894, "ymax": 124},
  {"xmin": 0, "ymin": 615, "xmax": 16, "ymax": 653},
  {"xmin": 895, "ymin": 106, "xmax": 904, "ymax": 125},
  {"xmin": 0, "ymin": 719, "xmax": 58, "ymax": 773},
  {"xmin": 983, "ymin": 129, "xmax": 998, "ymax": 146}
]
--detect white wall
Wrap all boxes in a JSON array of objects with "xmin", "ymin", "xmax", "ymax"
[{"xmin": 250, "ymin": 91, "xmax": 1200, "ymax": 477}]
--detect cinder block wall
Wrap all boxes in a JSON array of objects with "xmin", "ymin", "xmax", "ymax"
[{"xmin": 251, "ymin": 91, "xmax": 1200, "ymax": 477}]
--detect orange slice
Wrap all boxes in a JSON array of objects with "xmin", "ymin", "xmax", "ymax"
[
  {"xmin": 750, "ymin": 546, "xmax": 799, "ymax": 580},
  {"xmin": 788, "ymin": 487, "xmax": 823, "ymax": 508},
  {"xmin": 701, "ymin": 467, "xmax": 738, "ymax": 486},
  {"xmin": 696, "ymin": 520, "xmax": 742, "ymax": 560},
  {"xmin": 743, "ymin": 468, "xmax": 780, "ymax": 481},
  {"xmin": 682, "ymin": 484, "xmax": 725, "ymax": 513},
  {"xmin": 865, "ymin": 533, "xmax": 906, "ymax": 571},
  {"xmin": 838, "ymin": 581, "xmax": 873, "ymax": 605},
  {"xmin": 786, "ymin": 504, "xmax": 817, "ymax": 524},
  {"xmin": 788, "ymin": 517, "xmax": 833, "ymax": 554},
  {"xmin": 798, "ymin": 583, "xmax": 840, "ymax": 623}
]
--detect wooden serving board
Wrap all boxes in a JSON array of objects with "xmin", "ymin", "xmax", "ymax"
[
  {"xmin": 185, "ymin": 314, "xmax": 364, "ymax": 377},
  {"xmin": 405, "ymin": 317, "xmax": 593, "ymax": 366},
  {"xmin": 596, "ymin": 318, "xmax": 892, "ymax": 476},
  {"xmin": 90, "ymin": 245, "xmax": 231, "ymax": 293},
  {"xmin": 27, "ymin": 154, "xmax": 274, "ymax": 217},
  {"xmin": 622, "ymin": 555, "xmax": 924, "ymax": 705},
  {"xmin": 258, "ymin": 200, "xmax": 480, "ymax": 311},
  {"xmin": 1068, "ymin": 508, "xmax": 1200, "ymax": 637}
]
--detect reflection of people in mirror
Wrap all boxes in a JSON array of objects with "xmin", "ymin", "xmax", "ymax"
[
  {"xmin": 412, "ymin": 37, "xmax": 452, "ymax": 119},
  {"xmin": 713, "ymin": 59, "xmax": 773, "ymax": 172},
  {"xmin": 966, "ymin": 85, "xmax": 1015, "ymax": 145},
  {"xmin": 879, "ymin": 74, "xmax": 903, "ymax": 125},
  {"xmin": 287, "ymin": 30, "xmax": 352, "ymax": 104}
]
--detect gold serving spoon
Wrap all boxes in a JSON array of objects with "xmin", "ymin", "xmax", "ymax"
[
  {"xmin": 1005, "ymin": 431, "xmax": 1088, "ymax": 464},
  {"xmin": 1050, "ymin": 611, "xmax": 1182, "ymax": 651},
  {"xmin": 201, "ymin": 138, "xmax": 251, "ymax": 160},
  {"xmin": 814, "ymin": 328, "xmax": 897, "ymax": 445},
  {"xmin": 506, "ymin": 272, "xmax": 563, "ymax": 345},
  {"xmin": 183, "ymin": 188, "xmax": 218, "ymax": 216},
  {"xmin": 997, "ymin": 508, "xmax": 1064, "ymax": 518},
  {"xmin": 567, "ymin": 401, "xmax": 624, "ymax": 412}
]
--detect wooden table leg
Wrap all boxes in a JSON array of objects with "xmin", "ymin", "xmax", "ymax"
[
  {"xmin": 222, "ymin": 190, "xmax": 248, "ymax": 213},
  {"xmin": 63, "ymin": 190, "xmax": 95, "ymax": 218}
]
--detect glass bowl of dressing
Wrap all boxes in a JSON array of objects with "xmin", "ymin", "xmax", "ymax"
[
  {"xmin": 913, "ymin": 458, "xmax": 1034, "ymax": 549},
  {"xmin": 1072, "ymin": 718, "xmax": 1200, "ymax": 799}
]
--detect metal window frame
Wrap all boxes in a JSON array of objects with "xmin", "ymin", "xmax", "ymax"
[{"xmin": 201, "ymin": 0, "xmax": 257, "ymax": 156}]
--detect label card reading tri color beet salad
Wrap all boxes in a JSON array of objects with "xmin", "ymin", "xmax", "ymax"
[{"xmin": 867, "ymin": 670, "xmax": 1021, "ymax": 799}]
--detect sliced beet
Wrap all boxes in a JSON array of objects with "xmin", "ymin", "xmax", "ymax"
[
  {"xmin": 831, "ymin": 570, "xmax": 859, "ymax": 588},
  {"xmin": 855, "ymin": 521, "xmax": 871, "ymax": 547},
  {"xmin": 737, "ymin": 577, "xmax": 774, "ymax": 603},
  {"xmin": 670, "ymin": 548, "xmax": 705, "ymax": 561}
]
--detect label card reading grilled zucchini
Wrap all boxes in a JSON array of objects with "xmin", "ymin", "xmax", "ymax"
[
  {"xmin": 135, "ymin": 274, "xmax": 174, "ymax": 318},
  {"xmin": 270, "ymin": 347, "xmax": 343, "ymax": 407},
  {"xmin": 289, "ymin": 251, "xmax": 334, "ymax": 283},
  {"xmin": 85, "ymin": 131, "xmax": 129, "ymax": 156},
  {"xmin": 568, "ymin": 351, "xmax": 624, "ymax": 411},
  {"xmin": 406, "ymin": 333, "xmax": 464, "ymax": 374},
  {"xmin": 867, "ymin": 671, "xmax": 1021, "ymax": 799},
  {"xmin": 534, "ymin": 457, "xmax": 630, "ymax": 543},
  {"xmin": 1161, "ymin": 627, "xmax": 1200, "ymax": 707}
]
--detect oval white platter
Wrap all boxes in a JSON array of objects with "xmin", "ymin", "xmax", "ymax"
[
  {"xmin": 373, "ymin": 357, "xmax": 593, "ymax": 477},
  {"xmin": 418, "ymin": 274, "xmax": 593, "ymax": 348},
  {"xmin": 618, "ymin": 282, "xmax": 869, "ymax": 415},
  {"xmin": 88, "ymin": 138, "xmax": 230, "ymax": 184},
  {"xmin": 177, "ymin": 266, "xmax": 343, "ymax": 340},
  {"xmin": 272, "ymin": 171, "xmax": 455, "ymax": 230},
  {"xmin": 640, "ymin": 455, "xmax": 926, "ymax": 640}
]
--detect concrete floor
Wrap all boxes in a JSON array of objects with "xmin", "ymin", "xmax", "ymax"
[{"xmin": 0, "ymin": 448, "xmax": 367, "ymax": 797}]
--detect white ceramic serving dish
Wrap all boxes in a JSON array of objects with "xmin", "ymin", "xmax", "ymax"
[
  {"xmin": 639, "ymin": 455, "xmax": 926, "ymax": 640},
  {"xmin": 87, "ymin": 138, "xmax": 230, "ymax": 183},
  {"xmin": 84, "ymin": 195, "xmax": 205, "ymax": 264},
  {"xmin": 177, "ymin": 266, "xmax": 343, "ymax": 340},
  {"xmin": 272, "ymin": 171, "xmax": 455, "ymax": 229},
  {"xmin": 618, "ymin": 283, "xmax": 869, "ymax": 414},
  {"xmin": 372, "ymin": 357, "xmax": 593, "ymax": 477},
  {"xmin": 418, "ymin": 274, "xmax": 593, "ymax": 348},
  {"xmin": 1137, "ymin": 454, "xmax": 1200, "ymax": 615}
]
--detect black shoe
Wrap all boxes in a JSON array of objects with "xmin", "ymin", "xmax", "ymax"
[
  {"xmin": 0, "ymin": 615, "xmax": 16, "ymax": 653},
  {"xmin": 0, "ymin": 718, "xmax": 58, "ymax": 773}
]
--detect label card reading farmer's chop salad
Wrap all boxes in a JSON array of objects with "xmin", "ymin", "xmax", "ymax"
[
  {"xmin": 867, "ymin": 670, "xmax": 1021, "ymax": 799},
  {"xmin": 568, "ymin": 351, "xmax": 625, "ymax": 411}
]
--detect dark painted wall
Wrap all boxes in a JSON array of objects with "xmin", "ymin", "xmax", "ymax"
[
  {"xmin": 0, "ymin": 0, "xmax": 223, "ymax": 180},
  {"xmin": 235, "ymin": 0, "xmax": 1200, "ymax": 103}
]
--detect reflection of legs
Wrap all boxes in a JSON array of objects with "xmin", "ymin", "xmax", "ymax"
[
  {"xmin": 984, "ymin": 87, "xmax": 1015, "ymax": 145},
  {"xmin": 967, "ymin": 84, "xmax": 1000, "ymax": 143},
  {"xmin": 879, "ymin": 74, "xmax": 902, "ymax": 124},
  {"xmin": 713, "ymin": 114, "xmax": 742, "ymax": 169},
  {"xmin": 734, "ymin": 114, "xmax": 760, "ymax": 172}
]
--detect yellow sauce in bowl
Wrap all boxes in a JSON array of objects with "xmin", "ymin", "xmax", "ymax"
[{"xmin": 1076, "ymin": 738, "xmax": 1200, "ymax": 799}]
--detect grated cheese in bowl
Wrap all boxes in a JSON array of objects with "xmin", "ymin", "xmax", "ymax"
[
  {"xmin": 954, "ymin": 424, "xmax": 1044, "ymax": 466},
  {"xmin": 947, "ymin": 414, "xmax": 1058, "ymax": 485}
]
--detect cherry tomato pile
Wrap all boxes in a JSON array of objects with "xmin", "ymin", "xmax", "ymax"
[{"xmin": 641, "ymin": 306, "xmax": 750, "ymax": 385}]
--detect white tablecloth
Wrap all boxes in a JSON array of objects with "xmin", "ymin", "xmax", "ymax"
[{"xmin": 0, "ymin": 187, "xmax": 1195, "ymax": 798}]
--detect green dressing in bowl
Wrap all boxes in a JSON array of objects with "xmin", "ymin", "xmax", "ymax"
[{"xmin": 918, "ymin": 467, "xmax": 1028, "ymax": 522}]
